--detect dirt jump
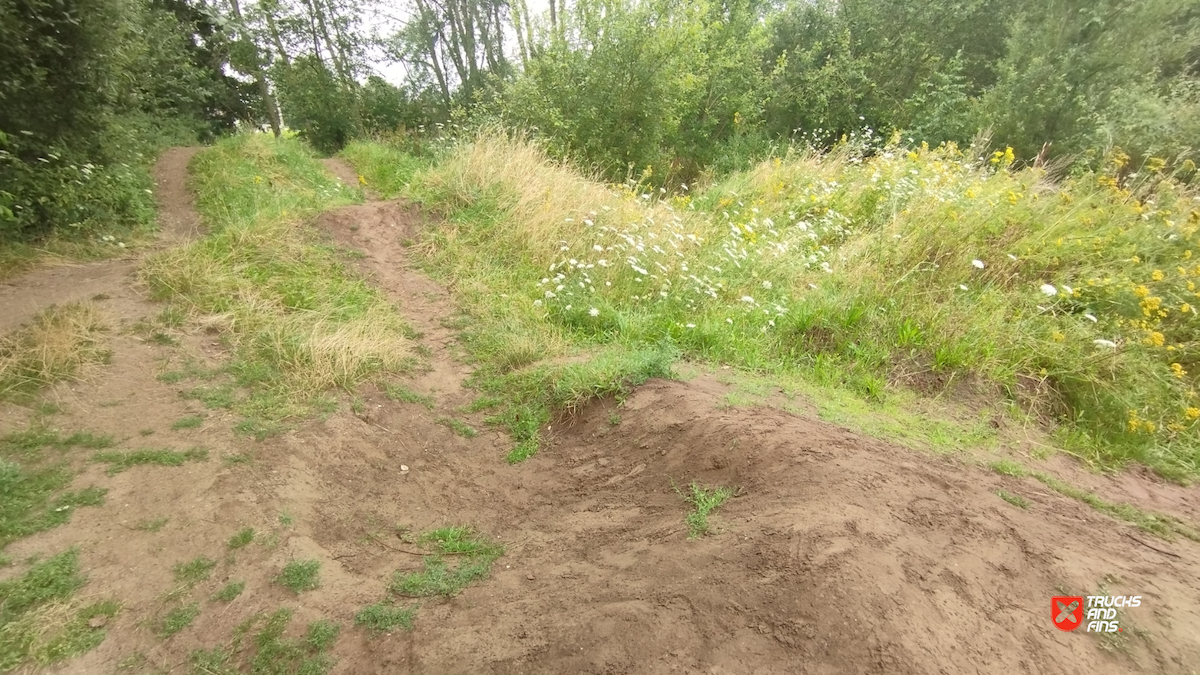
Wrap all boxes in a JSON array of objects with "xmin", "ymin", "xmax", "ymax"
[{"xmin": 1, "ymin": 150, "xmax": 1198, "ymax": 674}]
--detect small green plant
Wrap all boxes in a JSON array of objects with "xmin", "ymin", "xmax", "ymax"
[
  {"xmin": 157, "ymin": 603, "xmax": 200, "ymax": 638},
  {"xmin": 227, "ymin": 527, "xmax": 255, "ymax": 549},
  {"xmin": 171, "ymin": 415, "xmax": 203, "ymax": 430},
  {"xmin": 188, "ymin": 608, "xmax": 337, "ymax": 674},
  {"xmin": 139, "ymin": 428, "xmax": 155, "ymax": 436},
  {"xmin": 435, "ymin": 416, "xmax": 478, "ymax": 438},
  {"xmin": 172, "ymin": 556, "xmax": 217, "ymax": 585},
  {"xmin": 996, "ymin": 490, "xmax": 1030, "ymax": 509},
  {"xmin": 93, "ymin": 447, "xmax": 208, "ymax": 475},
  {"xmin": 182, "ymin": 385, "xmax": 235, "ymax": 410},
  {"xmin": 276, "ymin": 559, "xmax": 320, "ymax": 593},
  {"xmin": 988, "ymin": 458, "xmax": 1027, "ymax": 477},
  {"xmin": 306, "ymin": 619, "xmax": 341, "ymax": 651},
  {"xmin": 354, "ymin": 602, "xmax": 416, "ymax": 634},
  {"xmin": 211, "ymin": 581, "xmax": 245, "ymax": 602},
  {"xmin": 680, "ymin": 482, "xmax": 734, "ymax": 538},
  {"xmin": 390, "ymin": 526, "xmax": 504, "ymax": 598},
  {"xmin": 223, "ymin": 452, "xmax": 251, "ymax": 465},
  {"xmin": 607, "ymin": 412, "xmax": 621, "ymax": 426},
  {"xmin": 233, "ymin": 417, "xmax": 285, "ymax": 440},
  {"xmin": 134, "ymin": 517, "xmax": 169, "ymax": 532},
  {"xmin": 384, "ymin": 383, "xmax": 435, "ymax": 408}
]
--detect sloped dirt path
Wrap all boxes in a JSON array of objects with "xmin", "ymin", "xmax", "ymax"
[{"xmin": 0, "ymin": 151, "xmax": 1196, "ymax": 675}]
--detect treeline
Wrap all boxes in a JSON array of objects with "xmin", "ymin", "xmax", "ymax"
[{"xmin": 3, "ymin": 0, "xmax": 1199, "ymax": 242}]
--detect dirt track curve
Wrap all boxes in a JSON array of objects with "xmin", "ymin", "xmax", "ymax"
[{"xmin": 0, "ymin": 150, "xmax": 1197, "ymax": 674}]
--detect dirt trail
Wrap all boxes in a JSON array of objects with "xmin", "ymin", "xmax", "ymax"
[{"xmin": 0, "ymin": 152, "xmax": 1197, "ymax": 674}]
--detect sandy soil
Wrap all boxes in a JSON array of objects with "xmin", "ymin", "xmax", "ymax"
[{"xmin": 0, "ymin": 151, "xmax": 1197, "ymax": 675}]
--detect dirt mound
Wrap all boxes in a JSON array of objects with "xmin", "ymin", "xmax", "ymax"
[{"xmin": 2, "ymin": 155, "xmax": 1195, "ymax": 675}]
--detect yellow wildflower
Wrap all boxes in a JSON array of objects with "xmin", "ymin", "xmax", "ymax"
[
  {"xmin": 1146, "ymin": 331, "xmax": 1165, "ymax": 347},
  {"xmin": 1051, "ymin": 331, "xmax": 1065, "ymax": 342},
  {"xmin": 1171, "ymin": 363, "xmax": 1187, "ymax": 378},
  {"xmin": 1134, "ymin": 285, "xmax": 1150, "ymax": 298},
  {"xmin": 1152, "ymin": 269, "xmax": 1165, "ymax": 281},
  {"xmin": 1143, "ymin": 420, "xmax": 1157, "ymax": 433},
  {"xmin": 1186, "ymin": 407, "xmax": 1200, "ymax": 420},
  {"xmin": 1183, "ymin": 303, "xmax": 1192, "ymax": 313},
  {"xmin": 1186, "ymin": 250, "xmax": 1193, "ymax": 260}
]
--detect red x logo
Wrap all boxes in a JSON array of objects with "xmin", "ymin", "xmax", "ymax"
[{"xmin": 1052, "ymin": 596, "xmax": 1084, "ymax": 631}]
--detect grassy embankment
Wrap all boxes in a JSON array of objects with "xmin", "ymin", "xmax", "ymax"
[{"xmin": 345, "ymin": 135, "xmax": 1200, "ymax": 488}]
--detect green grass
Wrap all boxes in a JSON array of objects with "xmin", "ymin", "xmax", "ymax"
[
  {"xmin": 0, "ymin": 429, "xmax": 111, "ymax": 548},
  {"xmin": 987, "ymin": 457, "xmax": 1198, "ymax": 539},
  {"xmin": 158, "ymin": 603, "xmax": 200, "ymax": 638},
  {"xmin": 92, "ymin": 447, "xmax": 208, "ymax": 475},
  {"xmin": 134, "ymin": 517, "xmax": 169, "ymax": 532},
  {"xmin": 173, "ymin": 556, "xmax": 217, "ymax": 585},
  {"xmin": 354, "ymin": 602, "xmax": 416, "ymax": 635},
  {"xmin": 211, "ymin": 581, "xmax": 245, "ymax": 603},
  {"xmin": 435, "ymin": 416, "xmax": 478, "ymax": 438},
  {"xmin": 996, "ymin": 490, "xmax": 1030, "ymax": 508},
  {"xmin": 141, "ymin": 134, "xmax": 415, "ymax": 431},
  {"xmin": 475, "ymin": 344, "xmax": 676, "ymax": 463},
  {"xmin": 227, "ymin": 527, "xmax": 255, "ymax": 549},
  {"xmin": 340, "ymin": 141, "xmax": 432, "ymax": 198},
  {"xmin": 172, "ymin": 415, "xmax": 204, "ymax": 430},
  {"xmin": 275, "ymin": 559, "xmax": 320, "ymax": 594},
  {"xmin": 390, "ymin": 526, "xmax": 504, "ymax": 598},
  {"xmin": 1031, "ymin": 472, "xmax": 1199, "ymax": 541},
  {"xmin": 188, "ymin": 609, "xmax": 337, "ymax": 675},
  {"xmin": 680, "ymin": 483, "xmax": 734, "ymax": 538},
  {"xmin": 0, "ymin": 550, "xmax": 118, "ymax": 670},
  {"xmin": 383, "ymin": 383, "xmax": 435, "ymax": 408}
]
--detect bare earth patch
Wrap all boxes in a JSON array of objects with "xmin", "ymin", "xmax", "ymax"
[{"xmin": 0, "ymin": 153, "xmax": 1196, "ymax": 674}]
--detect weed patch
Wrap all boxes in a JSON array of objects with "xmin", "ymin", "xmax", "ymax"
[
  {"xmin": 212, "ymin": 581, "xmax": 245, "ymax": 603},
  {"xmin": 189, "ymin": 609, "xmax": 337, "ymax": 675},
  {"xmin": 157, "ymin": 603, "xmax": 199, "ymax": 638},
  {"xmin": 680, "ymin": 483, "xmax": 734, "ymax": 538},
  {"xmin": 172, "ymin": 415, "xmax": 204, "ymax": 430},
  {"xmin": 134, "ymin": 517, "xmax": 169, "ymax": 532},
  {"xmin": 435, "ymin": 417, "xmax": 477, "ymax": 438},
  {"xmin": 93, "ymin": 447, "xmax": 208, "ymax": 475},
  {"xmin": 391, "ymin": 526, "xmax": 503, "ymax": 598},
  {"xmin": 354, "ymin": 602, "xmax": 416, "ymax": 634},
  {"xmin": 996, "ymin": 490, "xmax": 1030, "ymax": 509},
  {"xmin": 0, "ymin": 429, "xmax": 111, "ymax": 548},
  {"xmin": 227, "ymin": 528, "xmax": 255, "ymax": 549},
  {"xmin": 275, "ymin": 559, "xmax": 320, "ymax": 594},
  {"xmin": 173, "ymin": 556, "xmax": 217, "ymax": 585},
  {"xmin": 383, "ymin": 383, "xmax": 435, "ymax": 408},
  {"xmin": 1032, "ymin": 472, "xmax": 1199, "ymax": 541}
]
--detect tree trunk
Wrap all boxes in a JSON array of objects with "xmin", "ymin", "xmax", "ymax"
[{"xmin": 228, "ymin": 0, "xmax": 281, "ymax": 136}]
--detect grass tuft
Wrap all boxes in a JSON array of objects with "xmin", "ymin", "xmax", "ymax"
[
  {"xmin": 435, "ymin": 417, "xmax": 478, "ymax": 438},
  {"xmin": 390, "ymin": 526, "xmax": 503, "ymax": 598},
  {"xmin": 1, "ymin": 429, "xmax": 111, "ymax": 548},
  {"xmin": 996, "ymin": 490, "xmax": 1030, "ymax": 509},
  {"xmin": 157, "ymin": 603, "xmax": 200, "ymax": 638},
  {"xmin": 173, "ymin": 556, "xmax": 217, "ymax": 585},
  {"xmin": 93, "ymin": 447, "xmax": 208, "ymax": 475},
  {"xmin": 275, "ymin": 559, "xmax": 320, "ymax": 594},
  {"xmin": 227, "ymin": 527, "xmax": 255, "ymax": 549},
  {"xmin": 211, "ymin": 581, "xmax": 245, "ymax": 603},
  {"xmin": 680, "ymin": 483, "xmax": 733, "ymax": 538},
  {"xmin": 0, "ymin": 304, "xmax": 109, "ymax": 402},
  {"xmin": 383, "ymin": 383, "xmax": 435, "ymax": 408},
  {"xmin": 354, "ymin": 602, "xmax": 416, "ymax": 635}
]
